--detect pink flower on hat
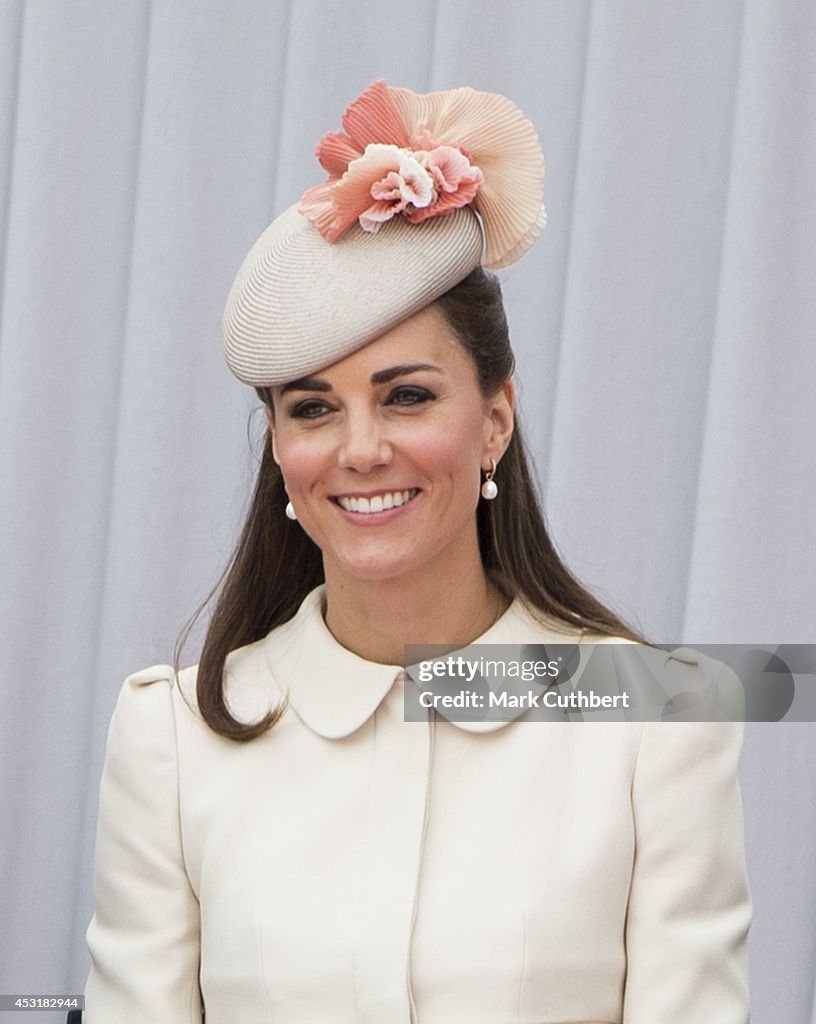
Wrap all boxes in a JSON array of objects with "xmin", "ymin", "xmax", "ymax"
[
  {"xmin": 298, "ymin": 80, "xmax": 545, "ymax": 268},
  {"xmin": 356, "ymin": 145, "xmax": 435, "ymax": 233},
  {"xmin": 406, "ymin": 145, "xmax": 483, "ymax": 224},
  {"xmin": 300, "ymin": 85, "xmax": 484, "ymax": 242}
]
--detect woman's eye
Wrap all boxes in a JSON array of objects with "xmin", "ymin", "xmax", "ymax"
[
  {"xmin": 290, "ymin": 399, "xmax": 332, "ymax": 419},
  {"xmin": 388, "ymin": 386, "xmax": 435, "ymax": 406}
]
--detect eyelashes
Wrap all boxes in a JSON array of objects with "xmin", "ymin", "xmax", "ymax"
[
  {"xmin": 289, "ymin": 399, "xmax": 332, "ymax": 420},
  {"xmin": 288, "ymin": 385, "xmax": 436, "ymax": 420},
  {"xmin": 388, "ymin": 385, "xmax": 436, "ymax": 406}
]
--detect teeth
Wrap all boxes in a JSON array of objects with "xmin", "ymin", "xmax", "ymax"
[{"xmin": 337, "ymin": 489, "xmax": 418, "ymax": 514}]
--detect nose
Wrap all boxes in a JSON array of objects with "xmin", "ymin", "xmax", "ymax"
[{"xmin": 337, "ymin": 408, "xmax": 393, "ymax": 473}]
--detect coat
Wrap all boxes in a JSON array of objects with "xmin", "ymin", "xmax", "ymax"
[{"xmin": 84, "ymin": 586, "xmax": 751, "ymax": 1023}]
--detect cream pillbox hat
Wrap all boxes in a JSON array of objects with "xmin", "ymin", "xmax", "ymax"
[{"xmin": 222, "ymin": 80, "xmax": 545, "ymax": 387}]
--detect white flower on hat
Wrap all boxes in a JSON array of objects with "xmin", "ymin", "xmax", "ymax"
[{"xmin": 357, "ymin": 145, "xmax": 434, "ymax": 233}]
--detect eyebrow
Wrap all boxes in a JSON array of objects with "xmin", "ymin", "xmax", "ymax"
[
  {"xmin": 280, "ymin": 363, "xmax": 443, "ymax": 395},
  {"xmin": 280, "ymin": 376, "xmax": 332, "ymax": 396},
  {"xmin": 371, "ymin": 363, "xmax": 443, "ymax": 384}
]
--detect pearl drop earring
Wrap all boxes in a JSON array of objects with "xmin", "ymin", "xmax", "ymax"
[
  {"xmin": 285, "ymin": 501, "xmax": 297, "ymax": 521},
  {"xmin": 481, "ymin": 459, "xmax": 498, "ymax": 500}
]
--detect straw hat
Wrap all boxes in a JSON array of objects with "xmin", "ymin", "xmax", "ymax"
[{"xmin": 222, "ymin": 80, "xmax": 546, "ymax": 386}]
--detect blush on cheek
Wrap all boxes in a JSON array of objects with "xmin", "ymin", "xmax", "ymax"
[
  {"xmin": 276, "ymin": 434, "xmax": 334, "ymax": 481},
  {"xmin": 406, "ymin": 419, "xmax": 484, "ymax": 473},
  {"xmin": 273, "ymin": 439, "xmax": 329, "ymax": 545}
]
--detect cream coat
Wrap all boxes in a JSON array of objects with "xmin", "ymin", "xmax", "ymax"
[{"xmin": 85, "ymin": 587, "xmax": 751, "ymax": 1023}]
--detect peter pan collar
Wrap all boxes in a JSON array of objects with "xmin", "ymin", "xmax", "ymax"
[{"xmin": 260, "ymin": 586, "xmax": 583, "ymax": 740}]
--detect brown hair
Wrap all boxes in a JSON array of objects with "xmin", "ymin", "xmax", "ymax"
[{"xmin": 177, "ymin": 268, "xmax": 642, "ymax": 741}]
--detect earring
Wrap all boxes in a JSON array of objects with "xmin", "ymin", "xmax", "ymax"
[
  {"xmin": 481, "ymin": 459, "xmax": 498, "ymax": 500},
  {"xmin": 285, "ymin": 501, "xmax": 297, "ymax": 521}
]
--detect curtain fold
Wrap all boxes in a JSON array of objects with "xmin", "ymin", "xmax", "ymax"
[{"xmin": 0, "ymin": 1, "xmax": 24, "ymax": 319}]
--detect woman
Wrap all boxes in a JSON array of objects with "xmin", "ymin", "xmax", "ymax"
[{"xmin": 84, "ymin": 81, "xmax": 751, "ymax": 1023}]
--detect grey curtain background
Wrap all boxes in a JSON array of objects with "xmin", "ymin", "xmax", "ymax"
[{"xmin": 0, "ymin": 2, "xmax": 813, "ymax": 1021}]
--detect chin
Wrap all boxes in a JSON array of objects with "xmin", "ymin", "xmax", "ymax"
[{"xmin": 327, "ymin": 547, "xmax": 428, "ymax": 586}]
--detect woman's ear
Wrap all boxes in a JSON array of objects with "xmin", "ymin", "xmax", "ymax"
[{"xmin": 483, "ymin": 379, "xmax": 515, "ymax": 464}]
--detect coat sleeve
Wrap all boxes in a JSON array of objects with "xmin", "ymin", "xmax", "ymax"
[
  {"xmin": 622, "ymin": 720, "xmax": 752, "ymax": 1022},
  {"xmin": 84, "ymin": 668, "xmax": 203, "ymax": 1023}
]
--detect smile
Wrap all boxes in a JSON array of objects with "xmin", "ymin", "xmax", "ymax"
[{"xmin": 335, "ymin": 489, "xmax": 419, "ymax": 514}]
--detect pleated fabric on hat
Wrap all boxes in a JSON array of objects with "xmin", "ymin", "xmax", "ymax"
[{"xmin": 385, "ymin": 84, "xmax": 546, "ymax": 268}]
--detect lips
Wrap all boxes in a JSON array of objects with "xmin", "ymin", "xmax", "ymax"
[{"xmin": 335, "ymin": 489, "xmax": 419, "ymax": 514}]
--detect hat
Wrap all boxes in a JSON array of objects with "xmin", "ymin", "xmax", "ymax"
[{"xmin": 222, "ymin": 80, "xmax": 545, "ymax": 387}]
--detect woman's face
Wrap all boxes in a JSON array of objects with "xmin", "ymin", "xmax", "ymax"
[{"xmin": 268, "ymin": 305, "xmax": 514, "ymax": 588}]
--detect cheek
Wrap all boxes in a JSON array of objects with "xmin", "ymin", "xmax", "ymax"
[
  {"xmin": 274, "ymin": 433, "xmax": 334, "ymax": 493},
  {"xmin": 406, "ymin": 412, "xmax": 486, "ymax": 482}
]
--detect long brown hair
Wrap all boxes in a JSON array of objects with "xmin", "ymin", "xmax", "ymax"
[{"xmin": 177, "ymin": 268, "xmax": 642, "ymax": 741}]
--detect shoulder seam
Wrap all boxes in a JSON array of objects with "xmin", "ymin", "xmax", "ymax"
[{"xmin": 125, "ymin": 663, "xmax": 175, "ymax": 687}]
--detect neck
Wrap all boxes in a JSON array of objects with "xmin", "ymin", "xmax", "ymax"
[{"xmin": 322, "ymin": 557, "xmax": 507, "ymax": 665}]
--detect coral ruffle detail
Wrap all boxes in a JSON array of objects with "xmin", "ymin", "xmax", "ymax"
[{"xmin": 298, "ymin": 80, "xmax": 545, "ymax": 269}]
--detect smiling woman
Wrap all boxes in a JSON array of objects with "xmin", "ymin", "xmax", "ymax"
[
  {"xmin": 191, "ymin": 267, "xmax": 637, "ymax": 739},
  {"xmin": 82, "ymin": 80, "xmax": 751, "ymax": 1024}
]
